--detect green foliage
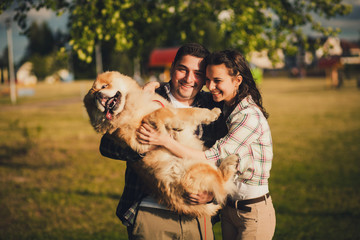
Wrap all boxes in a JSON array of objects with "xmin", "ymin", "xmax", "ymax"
[
  {"xmin": 28, "ymin": 50, "xmax": 69, "ymax": 80},
  {"xmin": 0, "ymin": 0, "xmax": 12, "ymax": 14},
  {"xmin": 25, "ymin": 21, "xmax": 55, "ymax": 56},
  {"xmin": 2, "ymin": 0, "xmax": 353, "ymax": 65},
  {"xmin": 20, "ymin": 21, "xmax": 69, "ymax": 80},
  {"xmin": 69, "ymin": 0, "xmax": 133, "ymax": 63}
]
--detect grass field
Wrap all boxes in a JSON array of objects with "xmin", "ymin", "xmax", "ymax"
[{"xmin": 0, "ymin": 77, "xmax": 359, "ymax": 240}]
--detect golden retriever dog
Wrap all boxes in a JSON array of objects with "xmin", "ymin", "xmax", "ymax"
[{"xmin": 84, "ymin": 71, "xmax": 239, "ymax": 217}]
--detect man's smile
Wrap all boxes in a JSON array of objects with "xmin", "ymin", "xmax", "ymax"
[{"xmin": 179, "ymin": 81, "xmax": 195, "ymax": 89}]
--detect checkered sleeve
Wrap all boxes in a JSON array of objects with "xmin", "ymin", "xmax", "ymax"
[
  {"xmin": 205, "ymin": 110, "xmax": 261, "ymax": 165},
  {"xmin": 204, "ymin": 100, "xmax": 273, "ymax": 185}
]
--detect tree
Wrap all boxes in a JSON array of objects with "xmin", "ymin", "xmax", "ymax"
[
  {"xmin": 19, "ymin": 22, "xmax": 69, "ymax": 80},
  {"xmin": 25, "ymin": 21, "xmax": 55, "ymax": 57},
  {"xmin": 1, "ymin": 0, "xmax": 353, "ymax": 67}
]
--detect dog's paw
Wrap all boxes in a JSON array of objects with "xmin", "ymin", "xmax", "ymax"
[
  {"xmin": 211, "ymin": 108, "xmax": 221, "ymax": 118},
  {"xmin": 201, "ymin": 108, "xmax": 221, "ymax": 124},
  {"xmin": 221, "ymin": 154, "xmax": 238, "ymax": 170},
  {"xmin": 237, "ymin": 157, "xmax": 252, "ymax": 176},
  {"xmin": 218, "ymin": 154, "xmax": 238, "ymax": 181}
]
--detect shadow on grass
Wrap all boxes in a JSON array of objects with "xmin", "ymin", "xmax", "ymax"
[
  {"xmin": 2, "ymin": 225, "xmax": 127, "ymax": 240},
  {"xmin": 74, "ymin": 189, "xmax": 121, "ymax": 200},
  {"xmin": 0, "ymin": 160, "xmax": 68, "ymax": 170},
  {"xmin": 0, "ymin": 144, "xmax": 68, "ymax": 170},
  {"xmin": 0, "ymin": 144, "xmax": 32, "ymax": 158}
]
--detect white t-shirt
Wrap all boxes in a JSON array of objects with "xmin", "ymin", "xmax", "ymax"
[{"xmin": 168, "ymin": 92, "xmax": 191, "ymax": 108}]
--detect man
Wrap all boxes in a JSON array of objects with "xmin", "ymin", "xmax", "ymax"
[{"xmin": 100, "ymin": 43, "xmax": 226, "ymax": 239}]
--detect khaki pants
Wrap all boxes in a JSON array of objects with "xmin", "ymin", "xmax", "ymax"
[
  {"xmin": 129, "ymin": 206, "xmax": 213, "ymax": 240},
  {"xmin": 221, "ymin": 196, "xmax": 276, "ymax": 240}
]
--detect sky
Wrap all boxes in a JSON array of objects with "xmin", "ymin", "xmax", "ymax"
[
  {"xmin": 0, "ymin": 1, "xmax": 359, "ymax": 65},
  {"xmin": 0, "ymin": 8, "xmax": 68, "ymax": 64}
]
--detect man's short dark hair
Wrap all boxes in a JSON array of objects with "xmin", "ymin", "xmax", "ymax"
[{"xmin": 171, "ymin": 43, "xmax": 210, "ymax": 70}]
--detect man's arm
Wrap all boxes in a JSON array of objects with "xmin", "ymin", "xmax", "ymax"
[{"xmin": 99, "ymin": 133, "xmax": 142, "ymax": 162}]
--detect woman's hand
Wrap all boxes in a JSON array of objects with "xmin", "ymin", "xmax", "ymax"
[
  {"xmin": 137, "ymin": 121, "xmax": 207, "ymax": 161},
  {"xmin": 184, "ymin": 191, "xmax": 215, "ymax": 205},
  {"xmin": 136, "ymin": 122, "xmax": 171, "ymax": 147}
]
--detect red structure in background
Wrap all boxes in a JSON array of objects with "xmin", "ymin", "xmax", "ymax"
[
  {"xmin": 148, "ymin": 47, "xmax": 179, "ymax": 82},
  {"xmin": 318, "ymin": 56, "xmax": 342, "ymax": 88},
  {"xmin": 318, "ymin": 56, "xmax": 341, "ymax": 69},
  {"xmin": 148, "ymin": 47, "xmax": 179, "ymax": 68}
]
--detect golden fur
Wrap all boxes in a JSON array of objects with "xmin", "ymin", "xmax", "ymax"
[{"xmin": 84, "ymin": 71, "xmax": 238, "ymax": 217}]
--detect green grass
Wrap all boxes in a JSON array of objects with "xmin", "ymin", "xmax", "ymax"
[{"xmin": 0, "ymin": 77, "xmax": 359, "ymax": 240}]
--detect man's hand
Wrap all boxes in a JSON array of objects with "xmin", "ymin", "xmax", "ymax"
[{"xmin": 183, "ymin": 191, "xmax": 215, "ymax": 205}]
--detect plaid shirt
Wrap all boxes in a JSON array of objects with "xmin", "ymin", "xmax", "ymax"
[
  {"xmin": 204, "ymin": 96, "xmax": 273, "ymax": 186},
  {"xmin": 99, "ymin": 82, "xmax": 225, "ymax": 226}
]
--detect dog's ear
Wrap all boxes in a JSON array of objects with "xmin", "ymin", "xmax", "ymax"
[
  {"xmin": 83, "ymin": 89, "xmax": 94, "ymax": 104},
  {"xmin": 83, "ymin": 91, "xmax": 110, "ymax": 134},
  {"xmin": 83, "ymin": 90, "xmax": 96, "ymax": 119}
]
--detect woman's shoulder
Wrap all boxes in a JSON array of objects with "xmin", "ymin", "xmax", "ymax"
[
  {"xmin": 229, "ymin": 100, "xmax": 263, "ymax": 125},
  {"xmin": 233, "ymin": 97, "xmax": 259, "ymax": 114}
]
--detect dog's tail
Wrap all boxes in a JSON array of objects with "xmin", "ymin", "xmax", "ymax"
[
  {"xmin": 217, "ymin": 154, "xmax": 239, "ymax": 200},
  {"xmin": 218, "ymin": 154, "xmax": 238, "ymax": 182},
  {"xmin": 181, "ymin": 155, "xmax": 238, "ymax": 206}
]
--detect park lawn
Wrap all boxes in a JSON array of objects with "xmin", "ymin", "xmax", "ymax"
[
  {"xmin": 263, "ymin": 78, "xmax": 360, "ymax": 239},
  {"xmin": 0, "ymin": 77, "xmax": 359, "ymax": 240}
]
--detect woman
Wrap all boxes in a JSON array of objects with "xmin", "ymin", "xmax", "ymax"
[{"xmin": 138, "ymin": 50, "xmax": 276, "ymax": 240}]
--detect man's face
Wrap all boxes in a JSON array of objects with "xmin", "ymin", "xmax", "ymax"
[{"xmin": 170, "ymin": 55, "xmax": 205, "ymax": 105}]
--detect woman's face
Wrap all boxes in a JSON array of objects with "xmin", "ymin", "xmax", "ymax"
[{"xmin": 205, "ymin": 64, "xmax": 242, "ymax": 105}]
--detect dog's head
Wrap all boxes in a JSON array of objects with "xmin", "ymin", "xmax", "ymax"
[{"xmin": 84, "ymin": 71, "xmax": 139, "ymax": 133}]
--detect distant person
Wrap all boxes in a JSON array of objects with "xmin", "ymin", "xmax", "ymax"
[
  {"xmin": 138, "ymin": 49, "xmax": 276, "ymax": 240},
  {"xmin": 99, "ymin": 43, "xmax": 226, "ymax": 239}
]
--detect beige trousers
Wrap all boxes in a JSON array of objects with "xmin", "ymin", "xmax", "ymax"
[
  {"xmin": 129, "ymin": 206, "xmax": 213, "ymax": 240},
  {"xmin": 221, "ymin": 196, "xmax": 276, "ymax": 240}
]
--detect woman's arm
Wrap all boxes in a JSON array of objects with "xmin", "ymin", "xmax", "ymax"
[
  {"xmin": 137, "ymin": 123, "xmax": 214, "ymax": 204},
  {"xmin": 136, "ymin": 123, "xmax": 207, "ymax": 161}
]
